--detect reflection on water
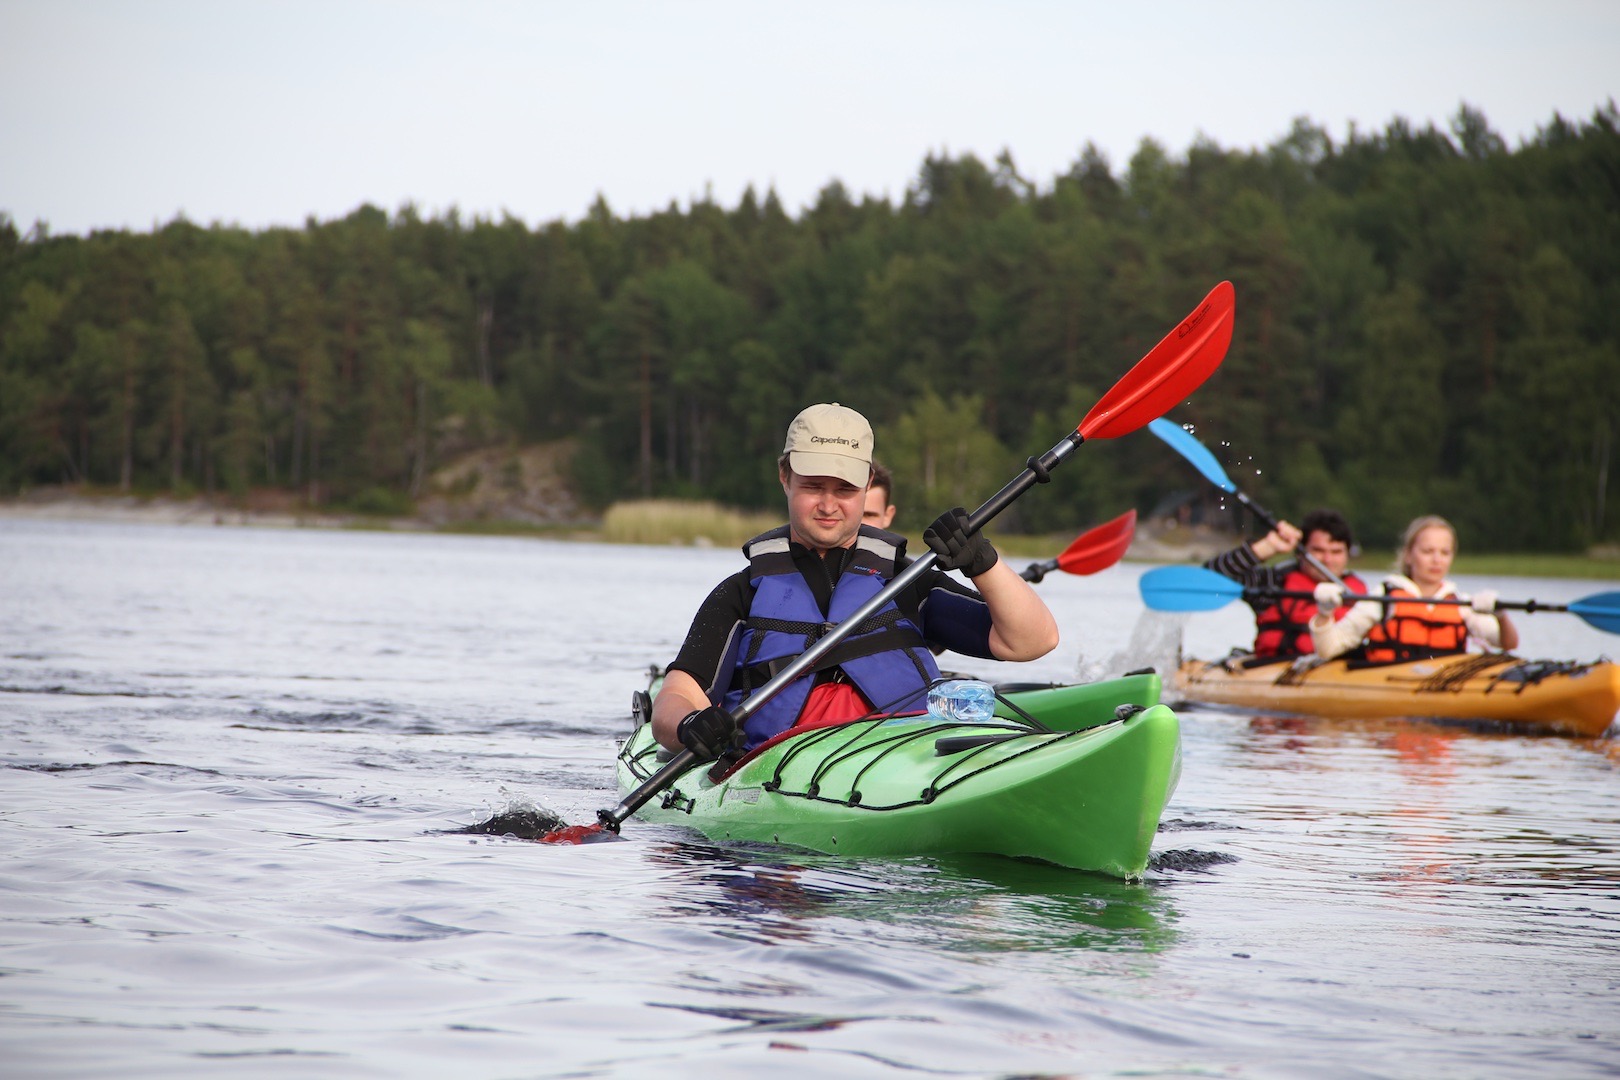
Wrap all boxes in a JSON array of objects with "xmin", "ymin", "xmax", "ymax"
[
  {"xmin": 643, "ymin": 842, "xmax": 1182, "ymax": 959},
  {"xmin": 918, "ymin": 854, "xmax": 1182, "ymax": 957},
  {"xmin": 3, "ymin": 520, "xmax": 1618, "ymax": 1078}
]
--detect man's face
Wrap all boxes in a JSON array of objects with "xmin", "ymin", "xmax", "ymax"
[
  {"xmin": 1301, "ymin": 529, "xmax": 1350, "ymax": 582},
  {"xmin": 862, "ymin": 487, "xmax": 895, "ymax": 530},
  {"xmin": 782, "ymin": 469, "xmax": 866, "ymax": 553}
]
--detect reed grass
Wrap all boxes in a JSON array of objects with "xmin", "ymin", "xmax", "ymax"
[
  {"xmin": 1438, "ymin": 553, "xmax": 1620, "ymax": 581},
  {"xmin": 598, "ymin": 499, "xmax": 1073, "ymax": 556},
  {"xmin": 600, "ymin": 499, "xmax": 781, "ymax": 547}
]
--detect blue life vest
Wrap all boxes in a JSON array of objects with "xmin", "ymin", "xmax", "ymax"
[{"xmin": 722, "ymin": 525, "xmax": 941, "ymax": 748}]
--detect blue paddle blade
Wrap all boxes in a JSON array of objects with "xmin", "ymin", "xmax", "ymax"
[
  {"xmin": 1148, "ymin": 418, "xmax": 1237, "ymax": 494},
  {"xmin": 1570, "ymin": 592, "xmax": 1620, "ymax": 635},
  {"xmin": 1139, "ymin": 565, "xmax": 1246, "ymax": 612}
]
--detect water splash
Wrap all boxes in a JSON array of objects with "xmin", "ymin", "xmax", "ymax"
[
  {"xmin": 1074, "ymin": 611, "xmax": 1187, "ymax": 682},
  {"xmin": 443, "ymin": 798, "xmax": 569, "ymax": 838}
]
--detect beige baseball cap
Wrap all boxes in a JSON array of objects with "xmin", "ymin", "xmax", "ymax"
[{"xmin": 783, "ymin": 403, "xmax": 874, "ymax": 488}]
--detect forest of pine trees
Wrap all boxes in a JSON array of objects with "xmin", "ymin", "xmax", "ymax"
[{"xmin": 2, "ymin": 104, "xmax": 1617, "ymax": 552}]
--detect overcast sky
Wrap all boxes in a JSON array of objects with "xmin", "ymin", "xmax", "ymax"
[{"xmin": 3, "ymin": 0, "xmax": 1615, "ymax": 237}]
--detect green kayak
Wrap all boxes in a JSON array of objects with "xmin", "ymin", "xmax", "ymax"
[{"xmin": 614, "ymin": 673, "xmax": 1180, "ymax": 879}]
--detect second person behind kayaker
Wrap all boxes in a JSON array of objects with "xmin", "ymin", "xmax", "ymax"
[
  {"xmin": 650, "ymin": 402, "xmax": 1059, "ymax": 763},
  {"xmin": 862, "ymin": 461, "xmax": 897, "ymax": 529},
  {"xmin": 1203, "ymin": 508, "xmax": 1368, "ymax": 658},
  {"xmin": 1309, "ymin": 514, "xmax": 1519, "ymax": 661}
]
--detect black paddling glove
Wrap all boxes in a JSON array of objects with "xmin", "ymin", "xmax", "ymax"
[
  {"xmin": 676, "ymin": 705, "xmax": 740, "ymax": 760},
  {"xmin": 924, "ymin": 506, "xmax": 999, "ymax": 578}
]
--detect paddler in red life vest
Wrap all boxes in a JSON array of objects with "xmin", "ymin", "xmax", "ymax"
[
  {"xmin": 1203, "ymin": 508, "xmax": 1367, "ymax": 657},
  {"xmin": 649, "ymin": 403, "xmax": 1059, "ymax": 763},
  {"xmin": 1309, "ymin": 514, "xmax": 1519, "ymax": 662}
]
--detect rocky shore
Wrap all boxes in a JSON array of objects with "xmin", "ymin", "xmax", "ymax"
[
  {"xmin": 0, "ymin": 436, "xmax": 1253, "ymax": 562},
  {"xmin": 0, "ymin": 441, "xmax": 592, "ymax": 533},
  {"xmin": 0, "ymin": 489, "xmax": 357, "ymax": 530}
]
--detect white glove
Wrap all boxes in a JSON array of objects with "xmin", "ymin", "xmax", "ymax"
[
  {"xmin": 1469, "ymin": 589, "xmax": 1498, "ymax": 614},
  {"xmin": 1313, "ymin": 582, "xmax": 1345, "ymax": 617}
]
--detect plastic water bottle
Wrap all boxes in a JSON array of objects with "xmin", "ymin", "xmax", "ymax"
[{"xmin": 927, "ymin": 679, "xmax": 996, "ymax": 723}]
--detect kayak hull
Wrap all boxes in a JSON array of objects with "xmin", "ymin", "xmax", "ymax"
[
  {"xmin": 1174, "ymin": 654, "xmax": 1620, "ymax": 737},
  {"xmin": 615, "ymin": 674, "xmax": 1180, "ymax": 878}
]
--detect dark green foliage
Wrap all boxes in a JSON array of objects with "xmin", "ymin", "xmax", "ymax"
[
  {"xmin": 1, "ymin": 104, "xmax": 1617, "ymax": 551},
  {"xmin": 345, "ymin": 485, "xmax": 415, "ymax": 516}
]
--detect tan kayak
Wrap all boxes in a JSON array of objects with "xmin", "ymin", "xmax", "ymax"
[{"xmin": 1173, "ymin": 653, "xmax": 1620, "ymax": 738}]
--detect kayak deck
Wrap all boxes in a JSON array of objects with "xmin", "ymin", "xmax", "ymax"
[
  {"xmin": 616, "ymin": 674, "xmax": 1180, "ymax": 878},
  {"xmin": 1174, "ymin": 653, "xmax": 1620, "ymax": 737}
]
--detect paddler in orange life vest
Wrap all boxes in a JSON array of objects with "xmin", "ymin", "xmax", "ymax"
[
  {"xmin": 1202, "ymin": 508, "xmax": 1366, "ymax": 657},
  {"xmin": 1309, "ymin": 514, "xmax": 1519, "ymax": 662},
  {"xmin": 649, "ymin": 403, "xmax": 1059, "ymax": 763}
]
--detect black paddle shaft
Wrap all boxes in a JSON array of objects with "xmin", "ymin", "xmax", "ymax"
[
  {"xmin": 600, "ymin": 749, "xmax": 698, "ymax": 830},
  {"xmin": 1253, "ymin": 587, "xmax": 1570, "ymax": 614},
  {"xmin": 1233, "ymin": 490, "xmax": 1347, "ymax": 590},
  {"xmin": 1020, "ymin": 560, "xmax": 1057, "ymax": 583},
  {"xmin": 965, "ymin": 433, "xmax": 1081, "ymax": 533}
]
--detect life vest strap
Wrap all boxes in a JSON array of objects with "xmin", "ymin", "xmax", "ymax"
[{"xmin": 739, "ymin": 609, "xmax": 928, "ymax": 692}]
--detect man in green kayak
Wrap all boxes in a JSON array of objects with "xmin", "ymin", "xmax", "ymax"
[
  {"xmin": 651, "ymin": 403, "xmax": 1059, "ymax": 761},
  {"xmin": 1202, "ymin": 508, "xmax": 1368, "ymax": 658}
]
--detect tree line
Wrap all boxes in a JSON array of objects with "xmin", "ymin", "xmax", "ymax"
[{"xmin": 2, "ymin": 103, "xmax": 1616, "ymax": 552}]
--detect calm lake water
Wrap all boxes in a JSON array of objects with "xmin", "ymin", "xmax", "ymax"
[{"xmin": 2, "ymin": 519, "xmax": 1617, "ymax": 1078}]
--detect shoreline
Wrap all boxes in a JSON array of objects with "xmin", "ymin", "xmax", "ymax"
[
  {"xmin": 0, "ymin": 490, "xmax": 1231, "ymax": 558},
  {"xmin": 0, "ymin": 492, "xmax": 352, "ymax": 531},
  {"xmin": 3, "ymin": 492, "xmax": 1616, "ymax": 580}
]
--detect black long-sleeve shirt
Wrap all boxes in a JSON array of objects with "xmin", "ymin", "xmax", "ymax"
[{"xmin": 1203, "ymin": 542, "xmax": 1302, "ymax": 615}]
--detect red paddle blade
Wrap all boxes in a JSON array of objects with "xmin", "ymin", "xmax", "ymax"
[
  {"xmin": 535, "ymin": 823, "xmax": 621, "ymax": 845},
  {"xmin": 1078, "ymin": 281, "xmax": 1235, "ymax": 440},
  {"xmin": 1054, "ymin": 509, "xmax": 1137, "ymax": 575}
]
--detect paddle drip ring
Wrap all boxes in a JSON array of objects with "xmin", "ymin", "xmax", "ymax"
[{"xmin": 1026, "ymin": 455, "xmax": 1052, "ymax": 483}]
